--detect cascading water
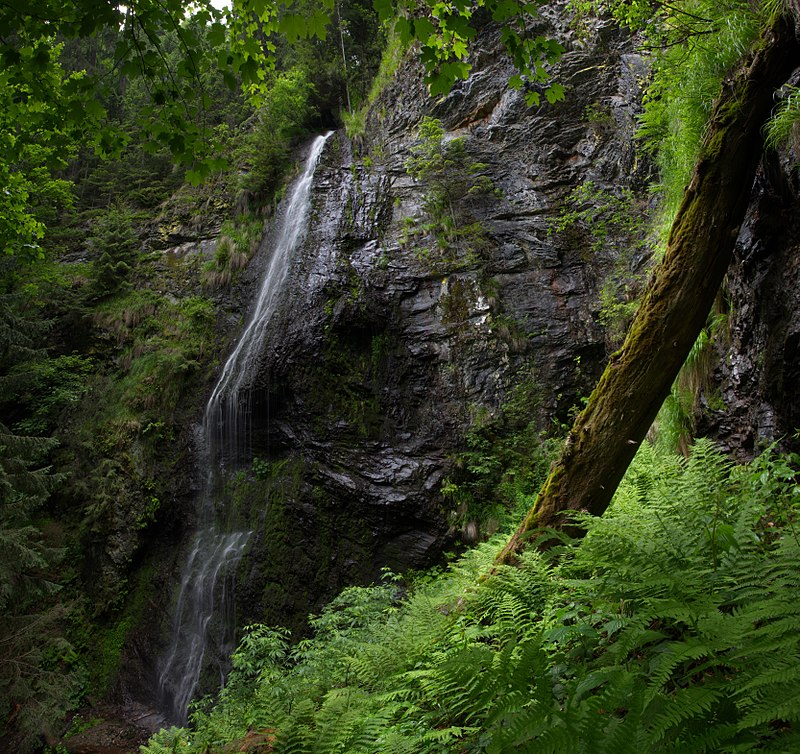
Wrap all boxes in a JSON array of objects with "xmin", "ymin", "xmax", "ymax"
[
  {"xmin": 157, "ymin": 132, "xmax": 333, "ymax": 723},
  {"xmin": 206, "ymin": 131, "xmax": 334, "ymax": 464}
]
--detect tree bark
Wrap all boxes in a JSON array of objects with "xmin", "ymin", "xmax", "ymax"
[{"xmin": 496, "ymin": 12, "xmax": 800, "ymax": 565}]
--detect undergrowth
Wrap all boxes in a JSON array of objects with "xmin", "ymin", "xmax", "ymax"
[
  {"xmin": 632, "ymin": 0, "xmax": 762, "ymax": 241},
  {"xmin": 88, "ymin": 289, "xmax": 216, "ymax": 432},
  {"xmin": 442, "ymin": 371, "xmax": 563, "ymax": 543},
  {"xmin": 144, "ymin": 439, "xmax": 800, "ymax": 753}
]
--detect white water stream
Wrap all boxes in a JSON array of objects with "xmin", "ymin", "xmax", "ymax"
[{"xmin": 157, "ymin": 133, "xmax": 333, "ymax": 723}]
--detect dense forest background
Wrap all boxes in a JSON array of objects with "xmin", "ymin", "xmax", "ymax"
[{"xmin": 2, "ymin": 0, "xmax": 800, "ymax": 751}]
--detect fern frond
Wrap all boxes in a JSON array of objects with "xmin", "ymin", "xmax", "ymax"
[
  {"xmin": 648, "ymin": 685, "xmax": 725, "ymax": 743},
  {"xmin": 485, "ymin": 705, "xmax": 571, "ymax": 754},
  {"xmin": 737, "ymin": 686, "xmax": 800, "ymax": 728},
  {"xmin": 419, "ymin": 725, "xmax": 478, "ymax": 745},
  {"xmin": 644, "ymin": 638, "xmax": 717, "ymax": 696}
]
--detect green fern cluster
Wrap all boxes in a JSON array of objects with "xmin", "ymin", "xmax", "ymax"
[{"xmin": 144, "ymin": 439, "xmax": 800, "ymax": 753}]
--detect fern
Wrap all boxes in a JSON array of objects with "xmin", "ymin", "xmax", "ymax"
[{"xmin": 147, "ymin": 440, "xmax": 800, "ymax": 753}]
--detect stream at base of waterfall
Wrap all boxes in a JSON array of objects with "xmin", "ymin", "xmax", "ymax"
[{"xmin": 157, "ymin": 133, "xmax": 334, "ymax": 724}]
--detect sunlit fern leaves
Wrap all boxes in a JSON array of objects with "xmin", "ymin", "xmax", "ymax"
[
  {"xmin": 308, "ymin": 687, "xmax": 403, "ymax": 754},
  {"xmin": 406, "ymin": 643, "xmax": 500, "ymax": 726},
  {"xmin": 469, "ymin": 555, "xmax": 555, "ymax": 643},
  {"xmin": 271, "ymin": 697, "xmax": 316, "ymax": 754},
  {"xmin": 479, "ymin": 639, "xmax": 564, "ymax": 752}
]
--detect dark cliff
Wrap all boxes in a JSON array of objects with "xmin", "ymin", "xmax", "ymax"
[
  {"xmin": 698, "ymin": 141, "xmax": 800, "ymax": 456},
  {"xmin": 117, "ymin": 4, "xmax": 800, "ymax": 714},
  {"xmin": 229, "ymin": 14, "xmax": 652, "ymax": 632}
]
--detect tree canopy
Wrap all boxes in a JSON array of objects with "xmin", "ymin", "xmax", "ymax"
[{"xmin": 0, "ymin": 0, "xmax": 568, "ymax": 259}]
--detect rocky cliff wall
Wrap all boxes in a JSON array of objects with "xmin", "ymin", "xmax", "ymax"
[
  {"xmin": 230, "ymin": 12, "xmax": 653, "ymax": 631},
  {"xmin": 118, "ymin": 4, "xmax": 800, "ymax": 715},
  {"xmin": 699, "ymin": 141, "xmax": 800, "ymax": 456}
]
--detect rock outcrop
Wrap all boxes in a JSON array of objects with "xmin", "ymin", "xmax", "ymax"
[
  {"xmin": 699, "ymin": 142, "xmax": 800, "ymax": 456},
  {"xmin": 230, "ymin": 13, "xmax": 652, "ymax": 630}
]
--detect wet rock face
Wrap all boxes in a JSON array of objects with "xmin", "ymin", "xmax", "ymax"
[
  {"xmin": 699, "ymin": 147, "xmax": 800, "ymax": 457},
  {"xmin": 232, "ymin": 12, "xmax": 652, "ymax": 628}
]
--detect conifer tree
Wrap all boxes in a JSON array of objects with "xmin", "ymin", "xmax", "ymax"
[
  {"xmin": 89, "ymin": 204, "xmax": 139, "ymax": 297},
  {"xmin": 0, "ymin": 295, "xmax": 77, "ymax": 751}
]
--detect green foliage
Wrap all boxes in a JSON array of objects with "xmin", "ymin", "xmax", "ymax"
[
  {"xmin": 0, "ymin": 198, "xmax": 221, "ymax": 737},
  {"xmin": 0, "ymin": 292, "xmax": 87, "ymax": 751},
  {"xmin": 379, "ymin": 0, "xmax": 564, "ymax": 103},
  {"xmin": 0, "ymin": 0, "xmax": 569, "ymax": 266},
  {"xmin": 0, "ymin": 0, "xmax": 571, "ymax": 265},
  {"xmin": 404, "ymin": 117, "xmax": 499, "ymax": 265},
  {"xmin": 0, "ymin": 289, "xmax": 51, "ymax": 404},
  {"xmin": 551, "ymin": 180, "xmax": 651, "ymax": 344},
  {"xmin": 251, "ymin": 457, "xmax": 271, "ymax": 480},
  {"xmin": 442, "ymin": 370, "xmax": 562, "ymax": 542},
  {"xmin": 89, "ymin": 290, "xmax": 216, "ymax": 427},
  {"xmin": 235, "ymin": 69, "xmax": 317, "ymax": 209},
  {"xmin": 144, "ymin": 440, "xmax": 800, "ymax": 753},
  {"xmin": 597, "ymin": 287, "xmax": 640, "ymax": 346},
  {"xmin": 765, "ymin": 85, "xmax": 800, "ymax": 151},
  {"xmin": 139, "ymin": 727, "xmax": 193, "ymax": 753},
  {"xmin": 89, "ymin": 205, "xmax": 141, "ymax": 297},
  {"xmin": 654, "ymin": 311, "xmax": 728, "ymax": 454},
  {"xmin": 0, "ymin": 44, "xmax": 77, "ymax": 260},
  {"xmin": 342, "ymin": 19, "xmax": 408, "ymax": 137},
  {"xmin": 0, "ymin": 6, "xmax": 189, "ymax": 232},
  {"xmin": 0, "ymin": 0, "xmax": 295, "ymax": 173},
  {"xmin": 565, "ymin": 2, "xmax": 771, "ymax": 355},
  {"xmin": 82, "ymin": 562, "xmax": 156, "ymax": 696},
  {"xmin": 51, "ymin": 287, "xmax": 216, "ymax": 593},
  {"xmin": 0, "ymin": 295, "xmax": 67, "ymax": 574},
  {"xmin": 631, "ymin": 0, "xmax": 762, "ymax": 230},
  {"xmin": 551, "ymin": 181, "xmax": 647, "ymax": 254},
  {"xmin": 0, "ymin": 422, "xmax": 86, "ymax": 752},
  {"xmin": 75, "ymin": 147, "xmax": 184, "ymax": 213},
  {"xmin": 276, "ymin": 0, "xmax": 386, "ymax": 120},
  {"xmin": 202, "ymin": 216, "xmax": 265, "ymax": 289},
  {"xmin": 13, "ymin": 355, "xmax": 94, "ymax": 436},
  {"xmin": 0, "ymin": 426, "xmax": 62, "ymax": 612},
  {"xmin": 1, "ymin": 0, "xmax": 258, "ymax": 262}
]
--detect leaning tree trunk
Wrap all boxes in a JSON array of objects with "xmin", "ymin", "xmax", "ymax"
[{"xmin": 496, "ymin": 11, "xmax": 800, "ymax": 565}]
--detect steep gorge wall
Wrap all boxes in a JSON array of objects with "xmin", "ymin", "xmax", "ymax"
[
  {"xmin": 113, "ymin": 6, "xmax": 800, "ymax": 716},
  {"xmin": 230, "ymin": 13, "xmax": 651, "ymax": 632},
  {"xmin": 699, "ymin": 142, "xmax": 800, "ymax": 456}
]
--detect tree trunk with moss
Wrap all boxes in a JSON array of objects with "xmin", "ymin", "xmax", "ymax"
[{"xmin": 496, "ymin": 12, "xmax": 800, "ymax": 565}]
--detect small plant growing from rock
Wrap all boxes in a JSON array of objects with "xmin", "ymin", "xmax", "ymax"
[
  {"xmin": 404, "ymin": 117, "xmax": 500, "ymax": 267},
  {"xmin": 202, "ymin": 215, "xmax": 264, "ymax": 289},
  {"xmin": 551, "ymin": 180, "xmax": 652, "ymax": 345}
]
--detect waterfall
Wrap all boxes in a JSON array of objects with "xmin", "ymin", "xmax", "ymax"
[
  {"xmin": 206, "ymin": 131, "xmax": 334, "ymax": 463},
  {"xmin": 157, "ymin": 132, "xmax": 333, "ymax": 724}
]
